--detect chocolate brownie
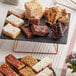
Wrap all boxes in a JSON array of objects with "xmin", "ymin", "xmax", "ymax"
[
  {"xmin": 51, "ymin": 22, "xmax": 68, "ymax": 39},
  {"xmin": 31, "ymin": 24, "xmax": 49, "ymax": 36},
  {"xmin": 28, "ymin": 18, "xmax": 40, "ymax": 25},
  {"xmin": 0, "ymin": 64, "xmax": 19, "ymax": 76},
  {"xmin": 21, "ymin": 24, "xmax": 33, "ymax": 38}
]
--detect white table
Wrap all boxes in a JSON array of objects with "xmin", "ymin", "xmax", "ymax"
[{"xmin": 0, "ymin": 0, "xmax": 76, "ymax": 76}]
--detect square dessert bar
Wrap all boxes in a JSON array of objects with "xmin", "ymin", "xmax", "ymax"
[
  {"xmin": 51, "ymin": 22, "xmax": 68, "ymax": 39},
  {"xmin": 21, "ymin": 56, "xmax": 38, "ymax": 68},
  {"xmin": 5, "ymin": 54, "xmax": 25, "ymax": 70},
  {"xmin": 8, "ymin": 7, "xmax": 25, "ymax": 18},
  {"xmin": 32, "ymin": 57, "xmax": 52, "ymax": 73},
  {"xmin": 28, "ymin": 18, "xmax": 40, "ymax": 25},
  {"xmin": 25, "ymin": 0, "xmax": 44, "ymax": 19},
  {"xmin": 21, "ymin": 24, "xmax": 33, "ymax": 38},
  {"xmin": 58, "ymin": 9, "xmax": 69, "ymax": 23},
  {"xmin": 2, "ymin": 23, "xmax": 21, "ymax": 39},
  {"xmin": 44, "ymin": 6, "xmax": 61, "ymax": 24},
  {"xmin": 36, "ymin": 68, "xmax": 53, "ymax": 76},
  {"xmin": 19, "ymin": 66, "xmax": 36, "ymax": 76},
  {"xmin": 6, "ymin": 14, "xmax": 24, "ymax": 27},
  {"xmin": 31, "ymin": 24, "xmax": 49, "ymax": 36},
  {"xmin": 0, "ymin": 64, "xmax": 19, "ymax": 76}
]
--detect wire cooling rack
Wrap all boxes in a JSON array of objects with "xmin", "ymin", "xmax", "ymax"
[{"xmin": 13, "ymin": 40, "xmax": 59, "ymax": 54}]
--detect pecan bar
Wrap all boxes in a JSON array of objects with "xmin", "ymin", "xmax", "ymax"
[
  {"xmin": 5, "ymin": 54, "xmax": 25, "ymax": 70},
  {"xmin": 0, "ymin": 64, "xmax": 19, "ymax": 76}
]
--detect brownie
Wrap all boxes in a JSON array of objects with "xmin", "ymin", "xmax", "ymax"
[
  {"xmin": 21, "ymin": 56, "xmax": 38, "ymax": 68},
  {"xmin": 28, "ymin": 18, "xmax": 40, "ymax": 25},
  {"xmin": 0, "ymin": 64, "xmax": 19, "ymax": 76},
  {"xmin": 31, "ymin": 24, "xmax": 49, "ymax": 36},
  {"xmin": 21, "ymin": 24, "xmax": 33, "ymax": 38},
  {"xmin": 0, "ymin": 73, "xmax": 3, "ymax": 76},
  {"xmin": 19, "ymin": 67, "xmax": 36, "ymax": 76},
  {"xmin": 5, "ymin": 54, "xmax": 25, "ymax": 70},
  {"xmin": 51, "ymin": 22, "xmax": 68, "ymax": 39}
]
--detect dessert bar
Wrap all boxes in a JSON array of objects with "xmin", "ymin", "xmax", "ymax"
[
  {"xmin": 44, "ymin": 6, "xmax": 61, "ymax": 24},
  {"xmin": 2, "ymin": 23, "xmax": 21, "ymax": 39},
  {"xmin": 36, "ymin": 68, "xmax": 53, "ymax": 76},
  {"xmin": 58, "ymin": 9, "xmax": 69, "ymax": 23},
  {"xmin": 25, "ymin": 0, "xmax": 44, "ymax": 19},
  {"xmin": 31, "ymin": 24, "xmax": 49, "ymax": 36},
  {"xmin": 5, "ymin": 54, "xmax": 25, "ymax": 70},
  {"xmin": 32, "ymin": 57, "xmax": 52, "ymax": 73},
  {"xmin": 19, "ymin": 66, "xmax": 36, "ymax": 76},
  {"xmin": 21, "ymin": 56, "xmax": 38, "ymax": 68},
  {"xmin": 8, "ymin": 7, "xmax": 25, "ymax": 18},
  {"xmin": 28, "ymin": 18, "xmax": 40, "ymax": 25},
  {"xmin": 0, "ymin": 64, "xmax": 19, "ymax": 76},
  {"xmin": 51, "ymin": 22, "xmax": 68, "ymax": 39},
  {"xmin": 21, "ymin": 24, "xmax": 33, "ymax": 38},
  {"xmin": 6, "ymin": 14, "xmax": 24, "ymax": 27}
]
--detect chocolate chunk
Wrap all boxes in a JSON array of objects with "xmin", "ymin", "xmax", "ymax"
[
  {"xmin": 31, "ymin": 24, "xmax": 49, "ymax": 36},
  {"xmin": 28, "ymin": 18, "xmax": 40, "ymax": 25},
  {"xmin": 51, "ymin": 22, "xmax": 68, "ymax": 39},
  {"xmin": 21, "ymin": 24, "xmax": 33, "ymax": 38}
]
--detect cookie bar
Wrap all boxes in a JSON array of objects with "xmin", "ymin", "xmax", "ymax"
[
  {"xmin": 36, "ymin": 68, "xmax": 53, "ymax": 76},
  {"xmin": 19, "ymin": 66, "xmax": 36, "ymax": 76},
  {"xmin": 2, "ymin": 23, "xmax": 21, "ymax": 39},
  {"xmin": 21, "ymin": 56, "xmax": 38, "ymax": 68},
  {"xmin": 0, "ymin": 64, "xmax": 19, "ymax": 76},
  {"xmin": 31, "ymin": 24, "xmax": 49, "ymax": 36},
  {"xmin": 6, "ymin": 14, "xmax": 24, "ymax": 27},
  {"xmin": 32, "ymin": 57, "xmax": 52, "ymax": 73},
  {"xmin": 21, "ymin": 24, "xmax": 33, "ymax": 38},
  {"xmin": 58, "ymin": 9, "xmax": 69, "ymax": 23},
  {"xmin": 8, "ymin": 7, "xmax": 25, "ymax": 18},
  {"xmin": 5, "ymin": 54, "xmax": 25, "ymax": 70},
  {"xmin": 44, "ymin": 6, "xmax": 61, "ymax": 24},
  {"xmin": 25, "ymin": 0, "xmax": 44, "ymax": 19}
]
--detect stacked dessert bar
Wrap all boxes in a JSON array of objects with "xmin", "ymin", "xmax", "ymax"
[
  {"xmin": 0, "ymin": 54, "xmax": 53, "ymax": 76},
  {"xmin": 2, "ymin": 7, "xmax": 25, "ymax": 39}
]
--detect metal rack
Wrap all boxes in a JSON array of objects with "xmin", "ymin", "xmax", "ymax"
[{"xmin": 13, "ymin": 40, "xmax": 59, "ymax": 55}]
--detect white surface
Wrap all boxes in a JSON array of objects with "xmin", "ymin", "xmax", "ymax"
[{"xmin": 0, "ymin": 0, "xmax": 76, "ymax": 76}]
